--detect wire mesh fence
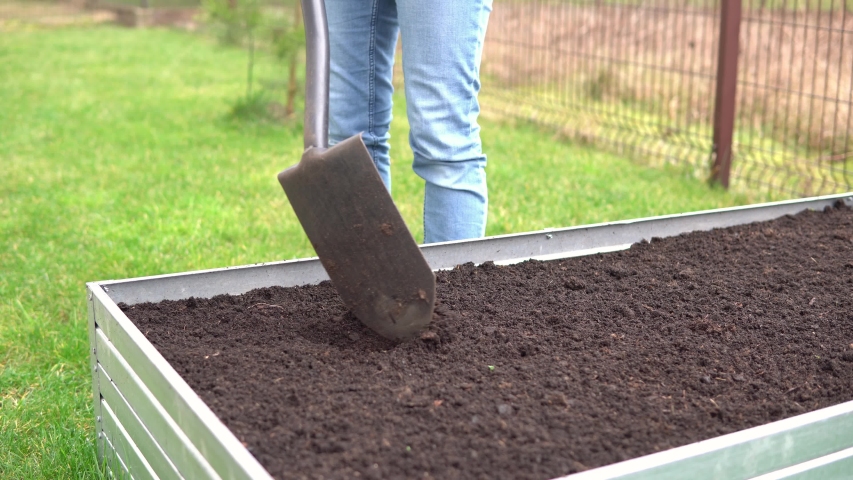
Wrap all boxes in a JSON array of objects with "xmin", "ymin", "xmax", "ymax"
[
  {"xmin": 480, "ymin": 0, "xmax": 853, "ymax": 197},
  {"xmin": 735, "ymin": 0, "xmax": 852, "ymax": 195}
]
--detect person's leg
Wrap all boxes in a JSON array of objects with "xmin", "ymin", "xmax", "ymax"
[
  {"xmin": 326, "ymin": 0, "xmax": 399, "ymax": 190},
  {"xmin": 397, "ymin": 0, "xmax": 492, "ymax": 243}
]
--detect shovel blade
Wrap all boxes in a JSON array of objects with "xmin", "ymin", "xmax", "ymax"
[{"xmin": 278, "ymin": 134, "xmax": 435, "ymax": 340}]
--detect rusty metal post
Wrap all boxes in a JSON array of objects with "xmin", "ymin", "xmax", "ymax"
[{"xmin": 711, "ymin": 0, "xmax": 742, "ymax": 188}]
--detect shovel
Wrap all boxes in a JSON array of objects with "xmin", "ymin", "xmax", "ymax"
[{"xmin": 278, "ymin": 0, "xmax": 435, "ymax": 340}]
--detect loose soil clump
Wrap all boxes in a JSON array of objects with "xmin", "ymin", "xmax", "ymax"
[{"xmin": 124, "ymin": 204, "xmax": 853, "ymax": 480}]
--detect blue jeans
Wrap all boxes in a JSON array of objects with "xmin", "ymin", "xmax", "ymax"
[{"xmin": 326, "ymin": 0, "xmax": 492, "ymax": 243}]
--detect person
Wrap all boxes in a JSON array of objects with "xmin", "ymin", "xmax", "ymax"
[{"xmin": 325, "ymin": 0, "xmax": 492, "ymax": 244}]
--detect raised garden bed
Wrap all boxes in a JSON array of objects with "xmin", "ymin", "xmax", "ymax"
[{"xmin": 87, "ymin": 194, "xmax": 853, "ymax": 480}]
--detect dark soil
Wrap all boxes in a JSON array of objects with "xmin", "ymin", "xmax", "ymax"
[{"xmin": 123, "ymin": 203, "xmax": 853, "ymax": 480}]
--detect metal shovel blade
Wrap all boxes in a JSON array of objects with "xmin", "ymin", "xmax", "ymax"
[{"xmin": 278, "ymin": 135, "xmax": 435, "ymax": 340}]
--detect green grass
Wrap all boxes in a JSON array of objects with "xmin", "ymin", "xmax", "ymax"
[{"xmin": 0, "ymin": 26, "xmax": 754, "ymax": 478}]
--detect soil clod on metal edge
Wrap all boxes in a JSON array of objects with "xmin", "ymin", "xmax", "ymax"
[{"xmin": 123, "ymin": 204, "xmax": 853, "ymax": 480}]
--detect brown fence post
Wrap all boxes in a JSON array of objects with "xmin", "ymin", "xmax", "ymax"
[{"xmin": 711, "ymin": 0, "xmax": 742, "ymax": 188}]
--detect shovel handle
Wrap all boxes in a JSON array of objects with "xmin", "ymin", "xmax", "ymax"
[{"xmin": 302, "ymin": 0, "xmax": 329, "ymax": 150}]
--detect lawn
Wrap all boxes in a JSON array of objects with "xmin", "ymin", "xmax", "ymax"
[{"xmin": 0, "ymin": 25, "xmax": 756, "ymax": 478}]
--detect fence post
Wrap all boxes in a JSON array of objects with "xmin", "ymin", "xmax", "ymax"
[{"xmin": 711, "ymin": 0, "xmax": 742, "ymax": 188}]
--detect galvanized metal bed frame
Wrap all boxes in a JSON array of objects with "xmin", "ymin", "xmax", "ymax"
[{"xmin": 87, "ymin": 193, "xmax": 853, "ymax": 480}]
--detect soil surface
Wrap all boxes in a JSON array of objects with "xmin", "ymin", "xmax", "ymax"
[{"xmin": 123, "ymin": 203, "xmax": 853, "ymax": 480}]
